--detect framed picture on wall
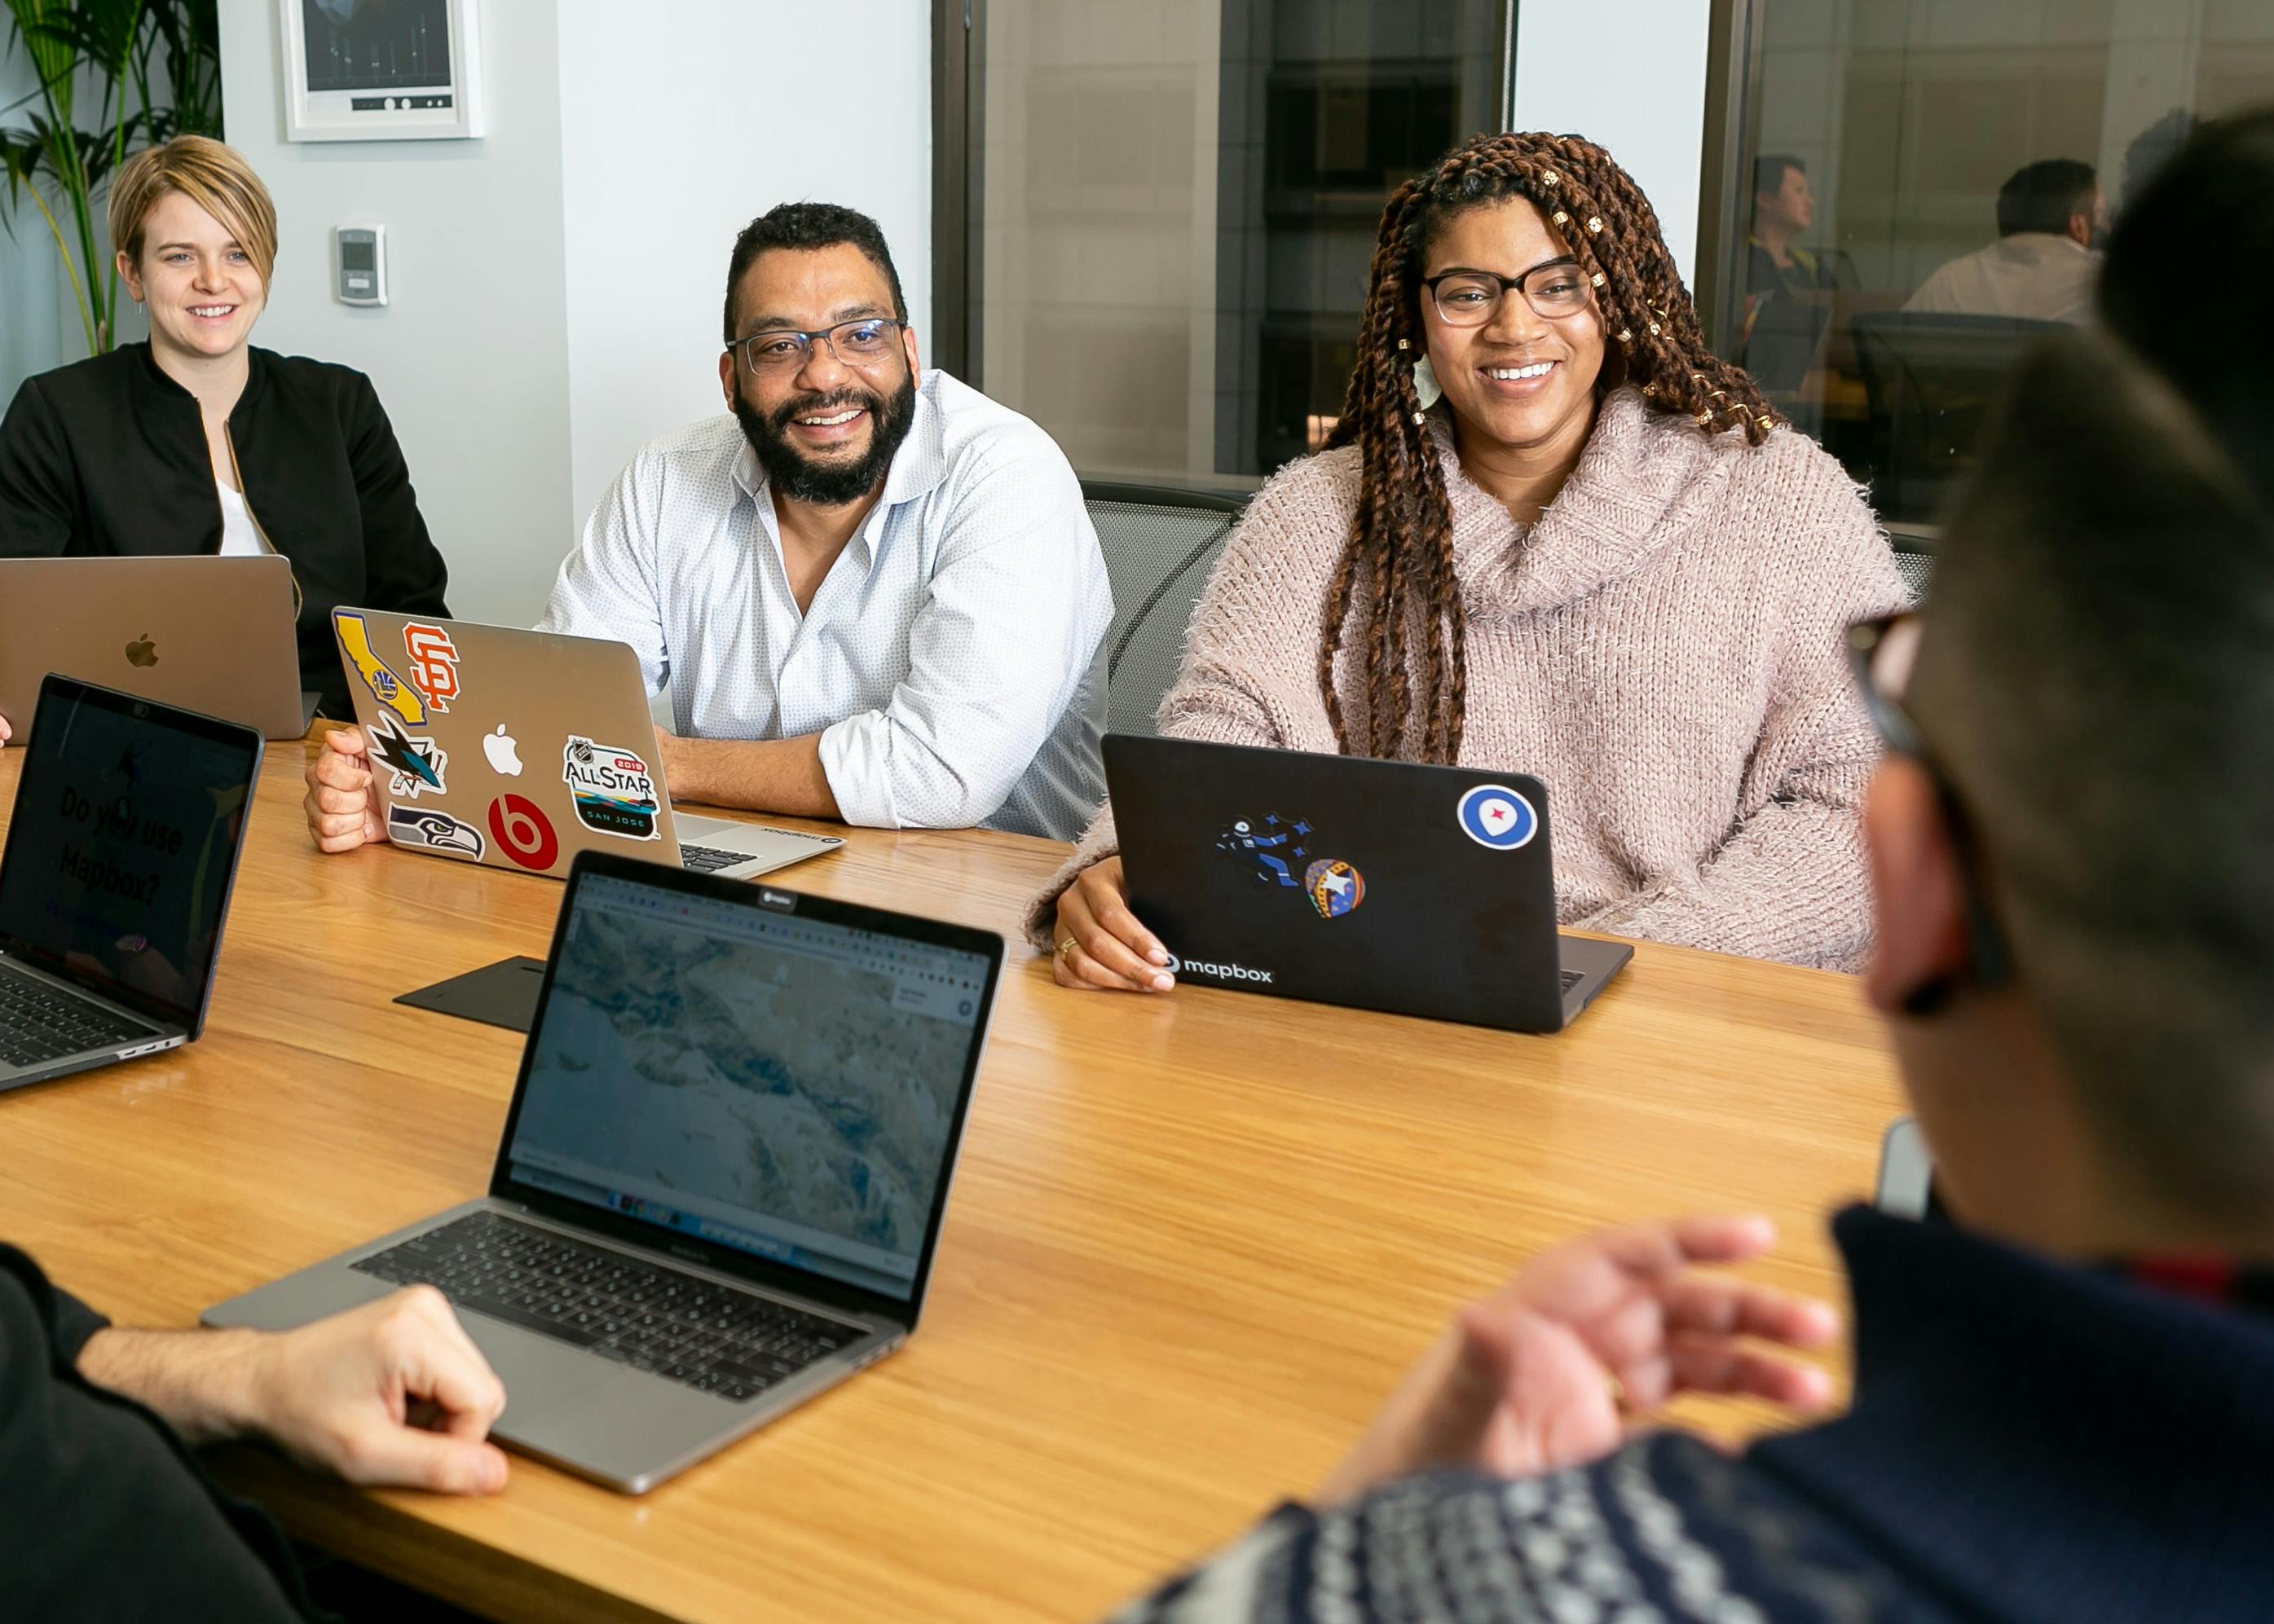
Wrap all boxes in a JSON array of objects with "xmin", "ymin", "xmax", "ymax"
[{"xmin": 280, "ymin": 0, "xmax": 486, "ymax": 142}]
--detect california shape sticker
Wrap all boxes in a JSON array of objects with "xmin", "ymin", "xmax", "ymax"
[{"xmin": 563, "ymin": 736, "xmax": 660, "ymax": 841}]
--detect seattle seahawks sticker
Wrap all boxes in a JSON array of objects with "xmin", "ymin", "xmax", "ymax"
[
  {"xmin": 562, "ymin": 736, "xmax": 659, "ymax": 841},
  {"xmin": 1457, "ymin": 783, "xmax": 1538, "ymax": 850},
  {"xmin": 386, "ymin": 804, "xmax": 485, "ymax": 860},
  {"xmin": 365, "ymin": 713, "xmax": 448, "ymax": 800}
]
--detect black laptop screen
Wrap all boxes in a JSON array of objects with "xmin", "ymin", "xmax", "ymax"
[
  {"xmin": 0, "ymin": 680, "xmax": 259, "ymax": 1030},
  {"xmin": 502, "ymin": 872, "xmax": 990, "ymax": 1301}
]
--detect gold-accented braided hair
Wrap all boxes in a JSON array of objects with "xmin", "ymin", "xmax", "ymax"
[{"xmin": 1319, "ymin": 130, "xmax": 1779, "ymax": 762}]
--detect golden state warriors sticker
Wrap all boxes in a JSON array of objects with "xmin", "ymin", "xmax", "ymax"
[
  {"xmin": 1457, "ymin": 784, "xmax": 1537, "ymax": 850},
  {"xmin": 335, "ymin": 610, "xmax": 425, "ymax": 727},
  {"xmin": 563, "ymin": 736, "xmax": 659, "ymax": 841}
]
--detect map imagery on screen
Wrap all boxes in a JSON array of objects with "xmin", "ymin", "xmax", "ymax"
[{"xmin": 513, "ymin": 904, "xmax": 966, "ymax": 1266}]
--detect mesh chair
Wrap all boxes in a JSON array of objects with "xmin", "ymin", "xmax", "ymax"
[
  {"xmin": 1850, "ymin": 310, "xmax": 2061, "ymax": 526},
  {"xmin": 1084, "ymin": 482, "xmax": 1249, "ymax": 738}
]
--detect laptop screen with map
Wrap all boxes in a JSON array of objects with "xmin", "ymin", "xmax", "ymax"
[{"xmin": 500, "ymin": 869, "xmax": 994, "ymax": 1302}]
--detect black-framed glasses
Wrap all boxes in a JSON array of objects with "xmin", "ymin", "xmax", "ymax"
[
  {"xmin": 1846, "ymin": 611, "xmax": 2012, "ymax": 998},
  {"xmin": 728, "ymin": 317, "xmax": 905, "ymax": 377},
  {"xmin": 1422, "ymin": 257, "xmax": 1592, "ymax": 327}
]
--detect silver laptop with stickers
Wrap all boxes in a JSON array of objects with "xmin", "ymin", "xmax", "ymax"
[{"xmin": 328, "ymin": 609, "xmax": 842, "ymax": 882}]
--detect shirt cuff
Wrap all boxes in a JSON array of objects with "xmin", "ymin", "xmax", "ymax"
[{"xmin": 817, "ymin": 713, "xmax": 897, "ymax": 829}]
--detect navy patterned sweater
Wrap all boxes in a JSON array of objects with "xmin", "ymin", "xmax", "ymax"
[{"xmin": 1117, "ymin": 1205, "xmax": 2274, "ymax": 1622}]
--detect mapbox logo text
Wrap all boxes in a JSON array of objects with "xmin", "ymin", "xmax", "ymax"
[{"xmin": 1163, "ymin": 952, "xmax": 1274, "ymax": 984}]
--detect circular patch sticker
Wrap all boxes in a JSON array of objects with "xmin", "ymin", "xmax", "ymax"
[
  {"xmin": 487, "ymin": 794, "xmax": 559, "ymax": 871},
  {"xmin": 1303, "ymin": 857, "xmax": 1365, "ymax": 919},
  {"xmin": 1457, "ymin": 784, "xmax": 1538, "ymax": 851}
]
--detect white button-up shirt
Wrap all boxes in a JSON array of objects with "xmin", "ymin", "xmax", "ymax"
[
  {"xmin": 1904, "ymin": 232, "xmax": 2099, "ymax": 325},
  {"xmin": 539, "ymin": 369, "xmax": 1111, "ymax": 840}
]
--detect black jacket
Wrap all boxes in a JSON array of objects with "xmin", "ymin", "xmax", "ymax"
[
  {"xmin": 0, "ymin": 1243, "xmax": 315, "ymax": 1621},
  {"xmin": 0, "ymin": 342, "xmax": 451, "ymax": 720}
]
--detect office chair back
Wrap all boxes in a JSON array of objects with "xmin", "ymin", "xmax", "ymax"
[
  {"xmin": 1084, "ymin": 482, "xmax": 1248, "ymax": 737},
  {"xmin": 1851, "ymin": 311, "xmax": 2060, "ymax": 525}
]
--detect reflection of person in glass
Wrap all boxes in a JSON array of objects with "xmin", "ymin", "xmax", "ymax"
[
  {"xmin": 1905, "ymin": 160, "xmax": 2107, "ymax": 325},
  {"xmin": 1739, "ymin": 155, "xmax": 1842, "ymax": 394},
  {"xmin": 1039, "ymin": 131, "xmax": 1906, "ymax": 989}
]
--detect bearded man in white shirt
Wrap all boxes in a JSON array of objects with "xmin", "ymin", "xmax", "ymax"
[{"xmin": 302, "ymin": 203, "xmax": 1112, "ymax": 846}]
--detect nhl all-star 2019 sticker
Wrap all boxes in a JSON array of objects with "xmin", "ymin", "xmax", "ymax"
[
  {"xmin": 1456, "ymin": 784, "xmax": 1538, "ymax": 850},
  {"xmin": 1303, "ymin": 857, "xmax": 1365, "ymax": 919},
  {"xmin": 365, "ymin": 712, "xmax": 448, "ymax": 800},
  {"xmin": 562, "ymin": 736, "xmax": 660, "ymax": 840},
  {"xmin": 386, "ymin": 804, "xmax": 485, "ymax": 859}
]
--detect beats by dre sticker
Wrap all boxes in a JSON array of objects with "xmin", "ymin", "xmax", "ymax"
[{"xmin": 487, "ymin": 794, "xmax": 559, "ymax": 871}]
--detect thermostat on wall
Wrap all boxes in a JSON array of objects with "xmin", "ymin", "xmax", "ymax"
[{"xmin": 335, "ymin": 226, "xmax": 387, "ymax": 306}]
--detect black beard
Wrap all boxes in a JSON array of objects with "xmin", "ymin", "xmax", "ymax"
[{"xmin": 734, "ymin": 373, "xmax": 919, "ymax": 508}]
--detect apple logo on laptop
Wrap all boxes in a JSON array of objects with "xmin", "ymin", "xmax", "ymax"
[
  {"xmin": 124, "ymin": 634, "xmax": 158, "ymax": 668},
  {"xmin": 483, "ymin": 724, "xmax": 524, "ymax": 777}
]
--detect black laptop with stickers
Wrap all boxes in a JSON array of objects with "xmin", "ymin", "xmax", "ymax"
[{"xmin": 1103, "ymin": 735, "xmax": 1629, "ymax": 1032}]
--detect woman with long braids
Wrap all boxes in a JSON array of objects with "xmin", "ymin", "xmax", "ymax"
[{"xmin": 1030, "ymin": 130, "xmax": 1904, "ymax": 982}]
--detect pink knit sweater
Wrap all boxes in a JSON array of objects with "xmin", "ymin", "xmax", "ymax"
[{"xmin": 1028, "ymin": 388, "xmax": 1907, "ymax": 970}]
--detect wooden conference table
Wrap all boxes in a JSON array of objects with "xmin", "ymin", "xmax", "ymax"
[{"xmin": 0, "ymin": 737, "xmax": 1904, "ymax": 1622}]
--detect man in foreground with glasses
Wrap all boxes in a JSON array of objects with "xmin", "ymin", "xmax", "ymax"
[
  {"xmin": 303, "ymin": 202, "xmax": 1110, "ymax": 847},
  {"xmin": 1112, "ymin": 134, "xmax": 2274, "ymax": 1621}
]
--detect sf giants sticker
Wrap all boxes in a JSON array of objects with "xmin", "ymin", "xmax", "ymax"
[
  {"xmin": 487, "ymin": 794, "xmax": 559, "ymax": 870},
  {"xmin": 365, "ymin": 712, "xmax": 448, "ymax": 800},
  {"xmin": 562, "ymin": 736, "xmax": 659, "ymax": 841},
  {"xmin": 334, "ymin": 610, "xmax": 424, "ymax": 726},
  {"xmin": 402, "ymin": 622, "xmax": 461, "ymax": 715},
  {"xmin": 386, "ymin": 804, "xmax": 485, "ymax": 860}
]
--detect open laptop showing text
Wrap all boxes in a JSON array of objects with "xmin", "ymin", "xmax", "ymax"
[{"xmin": 0, "ymin": 675, "xmax": 262, "ymax": 1092}]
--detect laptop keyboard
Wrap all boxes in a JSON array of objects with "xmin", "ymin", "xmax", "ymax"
[
  {"xmin": 1560, "ymin": 967, "xmax": 1584, "ymax": 994},
  {"xmin": 678, "ymin": 843, "xmax": 747, "ymax": 873},
  {"xmin": 0, "ymin": 962, "xmax": 153, "ymax": 1069},
  {"xmin": 352, "ymin": 1211, "xmax": 860, "ymax": 1402}
]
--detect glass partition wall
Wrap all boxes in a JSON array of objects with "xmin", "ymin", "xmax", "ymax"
[
  {"xmin": 1705, "ymin": 0, "xmax": 2274, "ymax": 530},
  {"xmin": 963, "ymin": 0, "xmax": 1508, "ymax": 486}
]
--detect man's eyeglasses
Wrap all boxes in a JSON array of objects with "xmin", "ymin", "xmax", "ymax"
[
  {"xmin": 728, "ymin": 317, "xmax": 905, "ymax": 377},
  {"xmin": 1846, "ymin": 610, "xmax": 2012, "ymax": 999},
  {"xmin": 1422, "ymin": 257, "xmax": 1593, "ymax": 327}
]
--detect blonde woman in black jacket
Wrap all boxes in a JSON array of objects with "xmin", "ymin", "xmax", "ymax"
[{"xmin": 0, "ymin": 136, "xmax": 448, "ymax": 736}]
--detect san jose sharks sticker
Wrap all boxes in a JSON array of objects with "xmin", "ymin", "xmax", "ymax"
[
  {"xmin": 386, "ymin": 804, "xmax": 484, "ymax": 860},
  {"xmin": 563, "ymin": 736, "xmax": 659, "ymax": 841},
  {"xmin": 366, "ymin": 712, "xmax": 448, "ymax": 800}
]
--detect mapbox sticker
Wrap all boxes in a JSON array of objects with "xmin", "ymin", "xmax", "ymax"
[
  {"xmin": 402, "ymin": 622, "xmax": 461, "ymax": 715},
  {"xmin": 1456, "ymin": 784, "xmax": 1538, "ymax": 851},
  {"xmin": 562, "ymin": 736, "xmax": 660, "ymax": 841},
  {"xmin": 365, "ymin": 713, "xmax": 448, "ymax": 800},
  {"xmin": 1303, "ymin": 857, "xmax": 1364, "ymax": 919},
  {"xmin": 386, "ymin": 804, "xmax": 485, "ymax": 860}
]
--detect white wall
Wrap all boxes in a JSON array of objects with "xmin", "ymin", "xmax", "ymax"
[
  {"xmin": 555, "ymin": 2, "xmax": 932, "ymax": 528},
  {"xmin": 212, "ymin": 0, "xmax": 932, "ymax": 627},
  {"xmin": 1512, "ymin": 2, "xmax": 1712, "ymax": 290}
]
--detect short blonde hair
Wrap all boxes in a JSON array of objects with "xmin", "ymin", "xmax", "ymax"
[{"xmin": 108, "ymin": 136, "xmax": 279, "ymax": 284}]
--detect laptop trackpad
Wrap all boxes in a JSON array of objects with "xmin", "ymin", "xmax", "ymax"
[{"xmin": 459, "ymin": 1312, "xmax": 621, "ymax": 1425}]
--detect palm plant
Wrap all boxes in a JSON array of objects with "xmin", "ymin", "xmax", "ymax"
[{"xmin": 1, "ymin": 0, "xmax": 222, "ymax": 356}]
